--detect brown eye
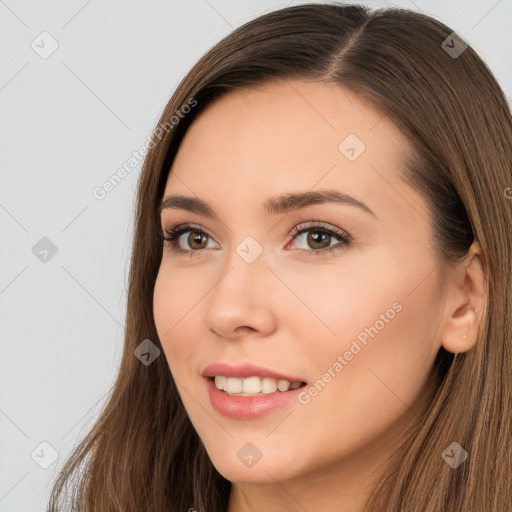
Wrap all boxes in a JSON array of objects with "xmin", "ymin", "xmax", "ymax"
[
  {"xmin": 288, "ymin": 222, "xmax": 351, "ymax": 256},
  {"xmin": 306, "ymin": 231, "xmax": 332, "ymax": 250},
  {"xmin": 162, "ymin": 223, "xmax": 218, "ymax": 256},
  {"xmin": 186, "ymin": 232, "xmax": 209, "ymax": 250}
]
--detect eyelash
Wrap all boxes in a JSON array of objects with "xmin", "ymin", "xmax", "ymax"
[{"xmin": 161, "ymin": 221, "xmax": 351, "ymax": 258}]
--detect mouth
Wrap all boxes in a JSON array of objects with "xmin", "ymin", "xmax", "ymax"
[
  {"xmin": 201, "ymin": 362, "xmax": 308, "ymax": 419},
  {"xmin": 209, "ymin": 375, "xmax": 307, "ymax": 396}
]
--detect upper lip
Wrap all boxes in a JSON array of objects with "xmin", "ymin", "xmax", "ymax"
[{"xmin": 202, "ymin": 362, "xmax": 306, "ymax": 383}]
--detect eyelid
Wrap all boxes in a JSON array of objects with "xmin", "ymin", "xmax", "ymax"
[
  {"xmin": 287, "ymin": 220, "xmax": 351, "ymax": 244},
  {"xmin": 161, "ymin": 220, "xmax": 349, "ymax": 240},
  {"xmin": 162, "ymin": 222, "xmax": 220, "ymax": 246}
]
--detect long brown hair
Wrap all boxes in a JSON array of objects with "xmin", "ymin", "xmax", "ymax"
[{"xmin": 47, "ymin": 4, "xmax": 512, "ymax": 511}]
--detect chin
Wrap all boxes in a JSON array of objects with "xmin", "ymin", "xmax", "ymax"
[{"xmin": 203, "ymin": 442, "xmax": 305, "ymax": 484}]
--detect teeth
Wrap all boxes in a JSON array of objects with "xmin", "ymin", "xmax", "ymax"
[
  {"xmin": 225, "ymin": 377, "xmax": 242, "ymax": 394},
  {"xmin": 214, "ymin": 376, "xmax": 226, "ymax": 389},
  {"xmin": 213, "ymin": 376, "xmax": 303, "ymax": 396},
  {"xmin": 277, "ymin": 380, "xmax": 290, "ymax": 392},
  {"xmin": 242, "ymin": 376, "xmax": 261, "ymax": 393},
  {"xmin": 261, "ymin": 377, "xmax": 277, "ymax": 394}
]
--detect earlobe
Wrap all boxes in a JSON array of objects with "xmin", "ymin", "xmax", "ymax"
[
  {"xmin": 440, "ymin": 242, "xmax": 487, "ymax": 355},
  {"xmin": 442, "ymin": 307, "xmax": 478, "ymax": 354}
]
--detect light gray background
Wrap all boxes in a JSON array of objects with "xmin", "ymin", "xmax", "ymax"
[{"xmin": 1, "ymin": 1, "xmax": 510, "ymax": 510}]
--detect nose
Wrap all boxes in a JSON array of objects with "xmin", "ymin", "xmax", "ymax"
[{"xmin": 203, "ymin": 251, "xmax": 277, "ymax": 340}]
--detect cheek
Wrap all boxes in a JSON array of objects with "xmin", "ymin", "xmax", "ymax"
[
  {"xmin": 284, "ymin": 284, "xmax": 441, "ymax": 466},
  {"xmin": 153, "ymin": 270, "xmax": 199, "ymax": 377},
  {"xmin": 280, "ymin": 260, "xmax": 398, "ymax": 350},
  {"xmin": 289, "ymin": 257, "xmax": 442, "ymax": 406}
]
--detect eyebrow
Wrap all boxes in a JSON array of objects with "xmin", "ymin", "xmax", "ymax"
[{"xmin": 159, "ymin": 189, "xmax": 376, "ymax": 218}]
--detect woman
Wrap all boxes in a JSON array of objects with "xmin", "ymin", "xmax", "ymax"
[{"xmin": 47, "ymin": 3, "xmax": 512, "ymax": 511}]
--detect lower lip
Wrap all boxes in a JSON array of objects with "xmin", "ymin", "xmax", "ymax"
[{"xmin": 206, "ymin": 378, "xmax": 306, "ymax": 419}]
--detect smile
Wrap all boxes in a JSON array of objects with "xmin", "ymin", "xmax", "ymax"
[
  {"xmin": 201, "ymin": 362, "xmax": 308, "ymax": 419},
  {"xmin": 213, "ymin": 375, "xmax": 303, "ymax": 396}
]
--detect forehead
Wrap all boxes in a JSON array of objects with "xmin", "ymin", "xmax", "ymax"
[{"xmin": 163, "ymin": 80, "xmax": 426, "ymax": 227}]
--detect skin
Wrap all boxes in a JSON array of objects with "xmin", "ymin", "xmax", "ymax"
[{"xmin": 153, "ymin": 80, "xmax": 486, "ymax": 512}]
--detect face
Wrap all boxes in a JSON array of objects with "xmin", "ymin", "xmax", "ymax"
[{"xmin": 153, "ymin": 80, "xmax": 447, "ymax": 489}]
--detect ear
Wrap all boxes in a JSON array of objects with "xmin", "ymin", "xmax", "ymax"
[{"xmin": 440, "ymin": 241, "xmax": 487, "ymax": 354}]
